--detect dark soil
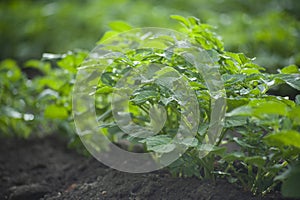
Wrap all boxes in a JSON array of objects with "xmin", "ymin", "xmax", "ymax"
[{"xmin": 0, "ymin": 134, "xmax": 294, "ymax": 200}]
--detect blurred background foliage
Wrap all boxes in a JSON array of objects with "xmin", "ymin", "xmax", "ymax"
[{"xmin": 1, "ymin": 0, "xmax": 300, "ymax": 72}]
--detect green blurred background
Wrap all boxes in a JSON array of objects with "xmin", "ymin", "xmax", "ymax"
[{"xmin": 1, "ymin": 0, "xmax": 300, "ymax": 72}]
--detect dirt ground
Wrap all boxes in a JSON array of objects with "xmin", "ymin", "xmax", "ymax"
[{"xmin": 0, "ymin": 134, "xmax": 294, "ymax": 200}]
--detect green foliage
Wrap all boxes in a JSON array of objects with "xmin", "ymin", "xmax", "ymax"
[
  {"xmin": 169, "ymin": 16, "xmax": 299, "ymax": 196},
  {"xmin": 1, "ymin": 0, "xmax": 300, "ymax": 74},
  {"xmin": 80, "ymin": 16, "xmax": 300, "ymax": 196},
  {"xmin": 0, "ymin": 51, "xmax": 87, "ymax": 141},
  {"xmin": 1, "ymin": 14, "xmax": 299, "ymax": 198},
  {"xmin": 0, "ymin": 59, "xmax": 48, "ymax": 137},
  {"xmin": 0, "ymin": 0, "xmax": 177, "ymax": 61}
]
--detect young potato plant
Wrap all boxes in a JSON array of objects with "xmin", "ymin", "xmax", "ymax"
[
  {"xmin": 71, "ymin": 15, "xmax": 299, "ymax": 196},
  {"xmin": 169, "ymin": 16, "xmax": 300, "ymax": 197},
  {"xmin": 91, "ymin": 15, "xmax": 300, "ymax": 196},
  {"xmin": 1, "ymin": 15, "xmax": 299, "ymax": 197},
  {"xmin": 161, "ymin": 16, "xmax": 300, "ymax": 196}
]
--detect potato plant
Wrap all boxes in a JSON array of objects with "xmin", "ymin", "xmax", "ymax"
[{"xmin": 1, "ymin": 15, "xmax": 299, "ymax": 198}]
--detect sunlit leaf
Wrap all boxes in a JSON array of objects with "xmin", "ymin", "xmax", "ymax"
[
  {"xmin": 252, "ymin": 101, "xmax": 289, "ymax": 116},
  {"xmin": 280, "ymin": 65, "xmax": 299, "ymax": 74},
  {"xmin": 264, "ymin": 130, "xmax": 300, "ymax": 148},
  {"xmin": 170, "ymin": 15, "xmax": 190, "ymax": 27},
  {"xmin": 108, "ymin": 21, "xmax": 132, "ymax": 32},
  {"xmin": 44, "ymin": 105, "xmax": 69, "ymax": 119}
]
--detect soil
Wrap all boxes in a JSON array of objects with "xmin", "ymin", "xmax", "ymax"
[{"xmin": 0, "ymin": 134, "xmax": 295, "ymax": 200}]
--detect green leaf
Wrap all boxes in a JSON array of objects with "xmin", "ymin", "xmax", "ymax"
[
  {"xmin": 108, "ymin": 21, "xmax": 132, "ymax": 32},
  {"xmin": 179, "ymin": 137, "xmax": 198, "ymax": 147},
  {"xmin": 275, "ymin": 74, "xmax": 300, "ymax": 90},
  {"xmin": 238, "ymin": 53, "xmax": 251, "ymax": 64},
  {"xmin": 222, "ymin": 152, "xmax": 245, "ymax": 162},
  {"xmin": 170, "ymin": 15, "xmax": 190, "ymax": 27},
  {"xmin": 243, "ymin": 63, "xmax": 265, "ymax": 71},
  {"xmin": 97, "ymin": 31, "xmax": 118, "ymax": 43},
  {"xmin": 140, "ymin": 135, "xmax": 175, "ymax": 153},
  {"xmin": 224, "ymin": 52, "xmax": 250, "ymax": 65},
  {"xmin": 244, "ymin": 156, "xmax": 266, "ymax": 168},
  {"xmin": 252, "ymin": 101, "xmax": 289, "ymax": 116},
  {"xmin": 233, "ymin": 137, "xmax": 255, "ymax": 149},
  {"xmin": 131, "ymin": 90, "xmax": 159, "ymax": 104},
  {"xmin": 25, "ymin": 60, "xmax": 51, "ymax": 74},
  {"xmin": 96, "ymin": 86, "xmax": 113, "ymax": 94},
  {"xmin": 226, "ymin": 98, "xmax": 249, "ymax": 111},
  {"xmin": 198, "ymin": 123, "xmax": 209, "ymax": 136},
  {"xmin": 44, "ymin": 105, "xmax": 68, "ymax": 119},
  {"xmin": 280, "ymin": 65, "xmax": 299, "ymax": 74},
  {"xmin": 264, "ymin": 130, "xmax": 300, "ymax": 148},
  {"xmin": 37, "ymin": 77, "xmax": 65, "ymax": 91},
  {"xmin": 187, "ymin": 16, "xmax": 200, "ymax": 26},
  {"xmin": 57, "ymin": 52, "xmax": 86, "ymax": 73},
  {"xmin": 225, "ymin": 116, "xmax": 248, "ymax": 128},
  {"xmin": 207, "ymin": 146, "xmax": 226, "ymax": 156},
  {"xmin": 149, "ymin": 143, "xmax": 176, "ymax": 153},
  {"xmin": 226, "ymin": 105, "xmax": 252, "ymax": 117},
  {"xmin": 288, "ymin": 106, "xmax": 300, "ymax": 125},
  {"xmin": 101, "ymin": 72, "xmax": 116, "ymax": 86},
  {"xmin": 154, "ymin": 66, "xmax": 182, "ymax": 88},
  {"xmin": 0, "ymin": 59, "xmax": 22, "ymax": 81},
  {"xmin": 38, "ymin": 89, "xmax": 59, "ymax": 100},
  {"xmin": 222, "ymin": 74, "xmax": 246, "ymax": 85},
  {"xmin": 240, "ymin": 68, "xmax": 261, "ymax": 75},
  {"xmin": 221, "ymin": 59, "xmax": 239, "ymax": 73}
]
